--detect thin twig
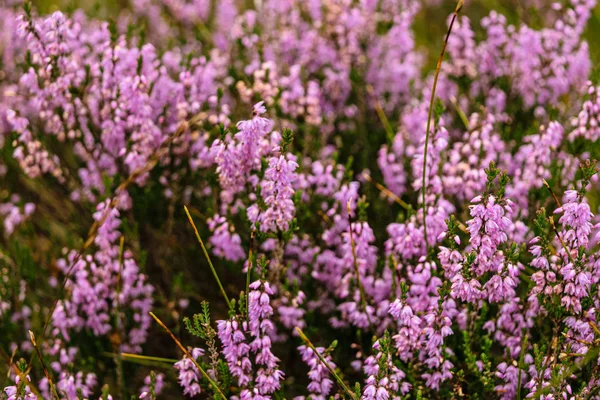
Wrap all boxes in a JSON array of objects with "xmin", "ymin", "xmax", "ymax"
[
  {"xmin": 390, "ymin": 255, "xmax": 402, "ymax": 295},
  {"xmin": 149, "ymin": 312, "xmax": 226, "ymax": 399},
  {"xmin": 102, "ymin": 352, "xmax": 179, "ymax": 365},
  {"xmin": 8, "ymin": 347, "xmax": 17, "ymax": 379},
  {"xmin": 121, "ymin": 352, "xmax": 179, "ymax": 364},
  {"xmin": 246, "ymin": 230, "xmax": 255, "ymax": 320},
  {"xmin": 366, "ymin": 84, "xmax": 395, "ymax": 143},
  {"xmin": 559, "ymin": 352, "xmax": 588, "ymax": 358},
  {"xmin": 544, "ymin": 181, "xmax": 576, "ymax": 263},
  {"xmin": 29, "ymin": 331, "xmax": 60, "ymax": 400},
  {"xmin": 184, "ymin": 205, "xmax": 232, "ymax": 309},
  {"xmin": 422, "ymin": 0, "xmax": 464, "ymax": 255},
  {"xmin": 317, "ymin": 209, "xmax": 333, "ymax": 225},
  {"xmin": 590, "ymin": 321, "xmax": 600, "ymax": 337},
  {"xmin": 516, "ymin": 332, "xmax": 529, "ymax": 400},
  {"xmin": 115, "ymin": 237, "xmax": 125, "ymax": 399},
  {"xmin": 543, "ymin": 179, "xmax": 562, "ymax": 208},
  {"xmin": 450, "ymin": 96, "xmax": 469, "ymax": 128},
  {"xmin": 562, "ymin": 332, "xmax": 593, "ymax": 346},
  {"xmin": 362, "ymin": 172, "xmax": 410, "ymax": 210},
  {"xmin": 0, "ymin": 353, "xmax": 42, "ymax": 399},
  {"xmin": 295, "ymin": 327, "xmax": 357, "ymax": 400},
  {"xmin": 346, "ymin": 200, "xmax": 373, "ymax": 329},
  {"xmin": 548, "ymin": 216, "xmax": 575, "ymax": 264}
]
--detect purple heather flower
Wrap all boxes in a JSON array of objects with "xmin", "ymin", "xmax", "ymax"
[
  {"xmin": 255, "ymin": 154, "xmax": 298, "ymax": 233},
  {"xmin": 217, "ymin": 318, "xmax": 253, "ymax": 388},
  {"xmin": 53, "ymin": 371, "xmax": 97, "ymax": 400},
  {"xmin": 139, "ymin": 373, "xmax": 165, "ymax": 399},
  {"xmin": 174, "ymin": 348, "xmax": 204, "ymax": 397},
  {"xmin": 248, "ymin": 280, "xmax": 284, "ymax": 395},
  {"xmin": 570, "ymin": 82, "xmax": 600, "ymax": 142},
  {"xmin": 495, "ymin": 362, "xmax": 526, "ymax": 400},
  {"xmin": 377, "ymin": 133, "xmax": 406, "ymax": 199},
  {"xmin": 298, "ymin": 345, "xmax": 335, "ymax": 400},
  {"xmin": 442, "ymin": 113, "xmax": 505, "ymax": 202},
  {"xmin": 463, "ymin": 194, "xmax": 521, "ymax": 303},
  {"xmin": 208, "ymin": 214, "xmax": 245, "ymax": 262},
  {"xmin": 556, "ymin": 190, "xmax": 593, "ymax": 249},
  {"xmin": 3, "ymin": 375, "xmax": 38, "ymax": 400},
  {"xmin": 507, "ymin": 122, "xmax": 566, "ymax": 215},
  {"xmin": 362, "ymin": 340, "xmax": 410, "ymax": 400}
]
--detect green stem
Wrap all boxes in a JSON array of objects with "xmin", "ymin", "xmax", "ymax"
[
  {"xmin": 367, "ymin": 84, "xmax": 395, "ymax": 144},
  {"xmin": 184, "ymin": 205, "xmax": 232, "ymax": 309},
  {"xmin": 29, "ymin": 331, "xmax": 60, "ymax": 400},
  {"xmin": 548, "ymin": 216, "xmax": 575, "ymax": 264},
  {"xmin": 102, "ymin": 352, "xmax": 178, "ymax": 367},
  {"xmin": 150, "ymin": 312, "xmax": 227, "ymax": 399},
  {"xmin": 346, "ymin": 201, "xmax": 372, "ymax": 329},
  {"xmin": 295, "ymin": 327, "xmax": 357, "ymax": 400},
  {"xmin": 516, "ymin": 333, "xmax": 529, "ymax": 400},
  {"xmin": 246, "ymin": 231, "xmax": 255, "ymax": 320},
  {"xmin": 450, "ymin": 96, "xmax": 469, "ymax": 128},
  {"xmin": 115, "ymin": 237, "xmax": 125, "ymax": 399},
  {"xmin": 422, "ymin": 0, "xmax": 464, "ymax": 256}
]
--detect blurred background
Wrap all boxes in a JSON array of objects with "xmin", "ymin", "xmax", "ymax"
[{"xmin": 28, "ymin": 0, "xmax": 600, "ymax": 67}]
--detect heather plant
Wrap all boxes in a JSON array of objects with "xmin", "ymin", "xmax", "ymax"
[{"xmin": 2, "ymin": 0, "xmax": 600, "ymax": 399}]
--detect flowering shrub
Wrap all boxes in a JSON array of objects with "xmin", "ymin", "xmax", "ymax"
[{"xmin": 2, "ymin": 0, "xmax": 600, "ymax": 398}]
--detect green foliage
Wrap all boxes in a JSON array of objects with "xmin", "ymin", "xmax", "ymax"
[
  {"xmin": 217, "ymin": 359, "xmax": 232, "ymax": 395},
  {"xmin": 357, "ymin": 196, "xmax": 370, "ymax": 222},
  {"xmin": 415, "ymin": 388, "xmax": 423, "ymax": 400},
  {"xmin": 101, "ymin": 385, "xmax": 112, "ymax": 400},
  {"xmin": 433, "ymin": 97, "xmax": 445, "ymax": 127},
  {"xmin": 108, "ymin": 18, "xmax": 118, "ymax": 44},
  {"xmin": 444, "ymin": 215, "xmax": 460, "ymax": 250},
  {"xmin": 281, "ymin": 128, "xmax": 294, "ymax": 153},
  {"xmin": 400, "ymin": 281, "xmax": 409, "ymax": 301},
  {"xmin": 344, "ymin": 156, "xmax": 355, "ymax": 182},
  {"xmin": 145, "ymin": 371, "xmax": 159, "ymax": 400},
  {"xmin": 461, "ymin": 330, "xmax": 495, "ymax": 394},
  {"xmin": 184, "ymin": 301, "xmax": 213, "ymax": 340},
  {"xmin": 353, "ymin": 382, "xmax": 362, "ymax": 400},
  {"xmin": 484, "ymin": 161, "xmax": 510, "ymax": 198},
  {"xmin": 577, "ymin": 159, "xmax": 598, "ymax": 196}
]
